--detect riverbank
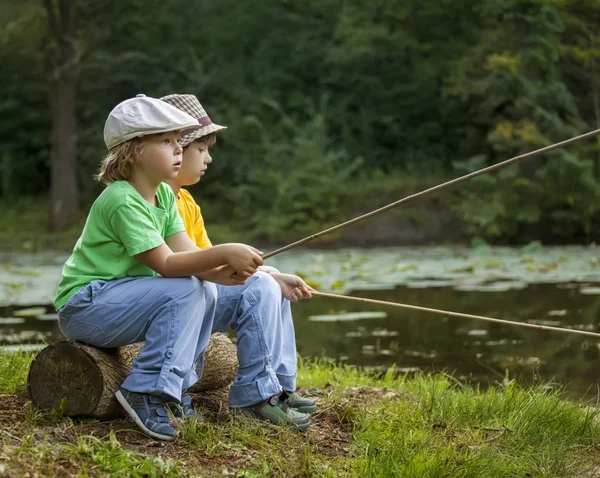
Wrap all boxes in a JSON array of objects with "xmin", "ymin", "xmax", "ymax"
[{"xmin": 1, "ymin": 350, "xmax": 599, "ymax": 476}]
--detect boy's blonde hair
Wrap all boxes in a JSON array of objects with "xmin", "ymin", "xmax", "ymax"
[{"xmin": 95, "ymin": 136, "xmax": 148, "ymax": 185}]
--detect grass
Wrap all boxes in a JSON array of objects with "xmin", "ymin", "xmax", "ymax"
[
  {"xmin": 1, "ymin": 348, "xmax": 600, "ymax": 476},
  {"xmin": 0, "ymin": 347, "xmax": 34, "ymax": 394},
  {"xmin": 4, "ymin": 431, "xmax": 185, "ymax": 477},
  {"xmin": 351, "ymin": 378, "xmax": 600, "ymax": 477}
]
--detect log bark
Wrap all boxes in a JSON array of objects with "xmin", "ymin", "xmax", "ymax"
[{"xmin": 27, "ymin": 333, "xmax": 238, "ymax": 419}]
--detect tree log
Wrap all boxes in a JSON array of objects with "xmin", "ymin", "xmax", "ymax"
[{"xmin": 27, "ymin": 333, "xmax": 238, "ymax": 419}]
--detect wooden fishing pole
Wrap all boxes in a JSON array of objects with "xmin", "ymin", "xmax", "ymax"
[
  {"xmin": 312, "ymin": 291, "xmax": 600, "ymax": 339},
  {"xmin": 263, "ymin": 128, "xmax": 600, "ymax": 260}
]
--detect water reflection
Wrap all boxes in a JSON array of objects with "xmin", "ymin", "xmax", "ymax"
[{"xmin": 292, "ymin": 283, "xmax": 600, "ymax": 399}]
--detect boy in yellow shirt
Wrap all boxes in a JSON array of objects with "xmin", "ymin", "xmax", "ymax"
[{"xmin": 161, "ymin": 94, "xmax": 316, "ymax": 430}]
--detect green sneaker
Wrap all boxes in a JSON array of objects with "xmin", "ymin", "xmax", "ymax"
[
  {"xmin": 234, "ymin": 393, "xmax": 310, "ymax": 431},
  {"xmin": 284, "ymin": 392, "xmax": 317, "ymax": 413}
]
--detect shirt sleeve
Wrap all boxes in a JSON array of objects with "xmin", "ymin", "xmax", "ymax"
[
  {"xmin": 194, "ymin": 204, "xmax": 213, "ymax": 249},
  {"xmin": 110, "ymin": 202, "xmax": 165, "ymax": 257}
]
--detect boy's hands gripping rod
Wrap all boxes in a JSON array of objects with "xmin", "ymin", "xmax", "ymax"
[
  {"xmin": 223, "ymin": 243, "xmax": 264, "ymax": 279},
  {"xmin": 262, "ymin": 128, "xmax": 600, "ymax": 260}
]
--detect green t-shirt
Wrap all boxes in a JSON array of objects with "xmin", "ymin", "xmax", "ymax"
[{"xmin": 54, "ymin": 181, "xmax": 185, "ymax": 310}]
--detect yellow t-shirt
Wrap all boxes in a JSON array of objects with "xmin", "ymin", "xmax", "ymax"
[{"xmin": 176, "ymin": 188, "xmax": 212, "ymax": 249}]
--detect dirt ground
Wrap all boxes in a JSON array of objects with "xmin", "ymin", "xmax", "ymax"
[{"xmin": 0, "ymin": 386, "xmax": 398, "ymax": 477}]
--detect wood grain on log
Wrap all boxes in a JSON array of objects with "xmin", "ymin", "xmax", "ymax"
[{"xmin": 27, "ymin": 333, "xmax": 238, "ymax": 419}]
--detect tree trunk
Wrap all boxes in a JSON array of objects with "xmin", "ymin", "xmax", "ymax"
[
  {"xmin": 44, "ymin": 0, "xmax": 80, "ymax": 232},
  {"xmin": 27, "ymin": 333, "xmax": 238, "ymax": 419}
]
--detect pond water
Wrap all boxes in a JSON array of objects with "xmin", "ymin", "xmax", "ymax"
[{"xmin": 3, "ymin": 245, "xmax": 600, "ymax": 399}]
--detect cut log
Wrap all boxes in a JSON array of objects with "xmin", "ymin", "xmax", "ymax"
[{"xmin": 27, "ymin": 333, "xmax": 238, "ymax": 419}]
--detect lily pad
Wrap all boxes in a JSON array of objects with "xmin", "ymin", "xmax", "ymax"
[
  {"xmin": 527, "ymin": 319, "xmax": 563, "ymax": 326},
  {"xmin": 371, "ymin": 329, "xmax": 399, "ymax": 337},
  {"xmin": 467, "ymin": 329, "xmax": 488, "ymax": 336},
  {"xmin": 397, "ymin": 263, "xmax": 419, "ymax": 272},
  {"xmin": 330, "ymin": 280, "xmax": 346, "ymax": 290},
  {"xmin": 450, "ymin": 265, "xmax": 475, "ymax": 274},
  {"xmin": 579, "ymin": 287, "xmax": 600, "ymax": 295},
  {"xmin": 547, "ymin": 310, "xmax": 567, "ymax": 317},
  {"xmin": 305, "ymin": 281, "xmax": 321, "ymax": 290},
  {"xmin": 37, "ymin": 314, "xmax": 59, "ymax": 321},
  {"xmin": 13, "ymin": 307, "xmax": 47, "ymax": 318},
  {"xmin": 7, "ymin": 267, "xmax": 41, "ymax": 277},
  {"xmin": 309, "ymin": 311, "xmax": 388, "ymax": 322},
  {"xmin": 407, "ymin": 280, "xmax": 458, "ymax": 289},
  {"xmin": 0, "ymin": 317, "xmax": 25, "ymax": 325},
  {"xmin": 454, "ymin": 281, "xmax": 527, "ymax": 292}
]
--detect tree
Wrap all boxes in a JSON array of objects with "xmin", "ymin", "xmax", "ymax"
[{"xmin": 43, "ymin": 0, "xmax": 80, "ymax": 232}]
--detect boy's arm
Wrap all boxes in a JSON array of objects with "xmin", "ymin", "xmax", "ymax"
[
  {"xmin": 110, "ymin": 197, "xmax": 262, "ymax": 278},
  {"xmin": 167, "ymin": 193, "xmax": 249, "ymax": 283},
  {"xmin": 162, "ymin": 231, "xmax": 249, "ymax": 285},
  {"xmin": 138, "ymin": 233, "xmax": 262, "ymax": 278}
]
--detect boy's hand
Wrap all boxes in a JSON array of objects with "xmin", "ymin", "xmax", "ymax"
[
  {"xmin": 198, "ymin": 265, "xmax": 248, "ymax": 286},
  {"xmin": 269, "ymin": 272, "xmax": 313, "ymax": 302},
  {"xmin": 223, "ymin": 244, "xmax": 264, "ymax": 278}
]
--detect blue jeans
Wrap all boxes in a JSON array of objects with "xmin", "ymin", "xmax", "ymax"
[
  {"xmin": 214, "ymin": 271, "xmax": 297, "ymax": 407},
  {"xmin": 57, "ymin": 276, "xmax": 217, "ymax": 401}
]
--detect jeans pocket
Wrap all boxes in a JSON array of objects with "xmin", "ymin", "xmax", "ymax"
[
  {"xmin": 60, "ymin": 316, "xmax": 106, "ymax": 346},
  {"xmin": 58, "ymin": 282, "xmax": 106, "ymax": 346}
]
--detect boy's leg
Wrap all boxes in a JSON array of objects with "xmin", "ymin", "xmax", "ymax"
[
  {"xmin": 276, "ymin": 297, "xmax": 298, "ymax": 393},
  {"xmin": 214, "ymin": 271, "xmax": 318, "ymax": 417},
  {"xmin": 214, "ymin": 272, "xmax": 309, "ymax": 429},
  {"xmin": 58, "ymin": 276, "xmax": 216, "ymax": 401},
  {"xmin": 274, "ymin": 298, "xmax": 315, "ymax": 414},
  {"xmin": 182, "ymin": 280, "xmax": 218, "ymax": 392},
  {"xmin": 213, "ymin": 272, "xmax": 285, "ymax": 408}
]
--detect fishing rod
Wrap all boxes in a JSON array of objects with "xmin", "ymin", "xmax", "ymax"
[
  {"xmin": 263, "ymin": 128, "xmax": 600, "ymax": 260},
  {"xmin": 312, "ymin": 291, "xmax": 600, "ymax": 339}
]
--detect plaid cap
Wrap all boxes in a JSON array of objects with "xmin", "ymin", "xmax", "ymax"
[{"xmin": 159, "ymin": 94, "xmax": 226, "ymax": 147}]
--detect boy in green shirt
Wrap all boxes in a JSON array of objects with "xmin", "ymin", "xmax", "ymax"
[{"xmin": 56, "ymin": 94, "xmax": 264, "ymax": 440}]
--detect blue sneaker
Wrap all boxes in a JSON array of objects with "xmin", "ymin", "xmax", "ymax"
[
  {"xmin": 115, "ymin": 388, "xmax": 177, "ymax": 441},
  {"xmin": 166, "ymin": 394, "xmax": 203, "ymax": 421}
]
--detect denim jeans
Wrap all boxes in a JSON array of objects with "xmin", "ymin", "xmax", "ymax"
[
  {"xmin": 214, "ymin": 271, "xmax": 297, "ymax": 407},
  {"xmin": 57, "ymin": 276, "xmax": 217, "ymax": 401}
]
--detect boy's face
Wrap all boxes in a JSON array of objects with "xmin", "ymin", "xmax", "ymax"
[
  {"xmin": 138, "ymin": 131, "xmax": 183, "ymax": 183},
  {"xmin": 178, "ymin": 139, "xmax": 213, "ymax": 186}
]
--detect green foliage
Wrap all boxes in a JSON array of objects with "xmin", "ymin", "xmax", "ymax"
[
  {"xmin": 214, "ymin": 101, "xmax": 362, "ymax": 241},
  {"xmin": 2, "ymin": 0, "xmax": 600, "ymax": 241},
  {"xmin": 445, "ymin": 0, "xmax": 600, "ymax": 241}
]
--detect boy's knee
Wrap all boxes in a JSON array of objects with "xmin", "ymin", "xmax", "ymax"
[
  {"xmin": 253, "ymin": 271, "xmax": 282, "ymax": 300},
  {"xmin": 203, "ymin": 280, "xmax": 218, "ymax": 303},
  {"xmin": 170, "ymin": 276, "xmax": 204, "ymax": 301}
]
